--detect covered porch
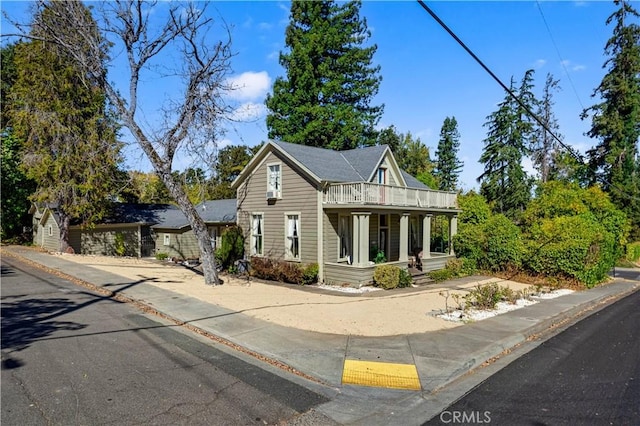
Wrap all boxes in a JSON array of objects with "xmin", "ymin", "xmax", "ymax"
[{"xmin": 322, "ymin": 209, "xmax": 459, "ymax": 287}]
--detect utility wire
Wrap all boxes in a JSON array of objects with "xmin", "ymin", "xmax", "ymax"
[
  {"xmin": 535, "ymin": 0, "xmax": 585, "ymax": 111},
  {"xmin": 416, "ymin": 0, "xmax": 584, "ymax": 163}
]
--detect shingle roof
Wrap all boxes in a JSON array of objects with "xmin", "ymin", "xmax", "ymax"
[
  {"xmin": 273, "ymin": 140, "xmax": 389, "ymax": 183},
  {"xmin": 152, "ymin": 199, "xmax": 236, "ymax": 229}
]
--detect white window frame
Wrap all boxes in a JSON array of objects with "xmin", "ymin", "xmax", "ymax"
[
  {"xmin": 338, "ymin": 214, "xmax": 352, "ymax": 262},
  {"xmin": 48, "ymin": 224, "xmax": 53, "ymax": 236},
  {"xmin": 284, "ymin": 212, "xmax": 301, "ymax": 261},
  {"xmin": 163, "ymin": 233, "xmax": 171, "ymax": 246},
  {"xmin": 377, "ymin": 167, "xmax": 387, "ymax": 184},
  {"xmin": 267, "ymin": 162, "xmax": 282, "ymax": 196},
  {"xmin": 251, "ymin": 213, "xmax": 264, "ymax": 256}
]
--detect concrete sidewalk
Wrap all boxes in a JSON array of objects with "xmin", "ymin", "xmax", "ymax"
[{"xmin": 3, "ymin": 245, "xmax": 639, "ymax": 425}]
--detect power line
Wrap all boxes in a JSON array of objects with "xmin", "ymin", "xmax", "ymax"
[
  {"xmin": 415, "ymin": 0, "xmax": 584, "ymax": 163},
  {"xmin": 535, "ymin": 0, "xmax": 585, "ymax": 111}
]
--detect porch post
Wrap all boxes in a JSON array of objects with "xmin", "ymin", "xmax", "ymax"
[
  {"xmin": 449, "ymin": 215, "xmax": 458, "ymax": 256},
  {"xmin": 422, "ymin": 214, "xmax": 432, "ymax": 259},
  {"xmin": 351, "ymin": 212, "xmax": 371, "ymax": 266},
  {"xmin": 399, "ymin": 213, "xmax": 409, "ymax": 262}
]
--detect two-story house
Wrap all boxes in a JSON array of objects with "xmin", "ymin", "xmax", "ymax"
[{"xmin": 231, "ymin": 140, "xmax": 460, "ymax": 287}]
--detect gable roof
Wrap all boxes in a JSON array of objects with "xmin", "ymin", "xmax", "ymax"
[{"xmin": 232, "ymin": 140, "xmax": 428, "ymax": 189}]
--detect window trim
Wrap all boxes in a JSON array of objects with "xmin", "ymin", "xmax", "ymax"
[
  {"xmin": 48, "ymin": 224, "xmax": 53, "ymax": 237},
  {"xmin": 284, "ymin": 212, "xmax": 301, "ymax": 261},
  {"xmin": 266, "ymin": 162, "xmax": 282, "ymax": 197},
  {"xmin": 251, "ymin": 213, "xmax": 264, "ymax": 257},
  {"xmin": 163, "ymin": 233, "xmax": 171, "ymax": 246}
]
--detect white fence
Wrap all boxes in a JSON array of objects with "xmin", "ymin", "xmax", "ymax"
[{"xmin": 323, "ymin": 182, "xmax": 457, "ymax": 209}]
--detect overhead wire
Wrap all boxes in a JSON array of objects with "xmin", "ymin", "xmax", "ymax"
[{"xmin": 415, "ymin": 0, "xmax": 584, "ymax": 163}]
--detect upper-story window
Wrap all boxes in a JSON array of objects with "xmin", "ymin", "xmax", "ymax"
[
  {"xmin": 377, "ymin": 167, "xmax": 387, "ymax": 185},
  {"xmin": 267, "ymin": 163, "xmax": 281, "ymax": 193}
]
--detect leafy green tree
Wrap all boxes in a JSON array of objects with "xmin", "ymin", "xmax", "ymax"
[
  {"xmin": 581, "ymin": 0, "xmax": 640, "ymax": 240},
  {"xmin": 522, "ymin": 181, "xmax": 629, "ymax": 287},
  {"xmin": 8, "ymin": 8, "xmax": 121, "ymax": 252},
  {"xmin": 376, "ymin": 126, "xmax": 402, "ymax": 154},
  {"xmin": 120, "ymin": 171, "xmax": 173, "ymax": 204},
  {"xmin": 266, "ymin": 0, "xmax": 383, "ymax": 150},
  {"xmin": 434, "ymin": 116, "xmax": 463, "ymax": 191},
  {"xmin": 478, "ymin": 71, "xmax": 535, "ymax": 219},
  {"xmin": 531, "ymin": 73, "xmax": 563, "ymax": 183},
  {"xmin": 210, "ymin": 144, "xmax": 259, "ymax": 200},
  {"xmin": 376, "ymin": 126, "xmax": 436, "ymax": 186},
  {"xmin": 1, "ymin": 43, "xmax": 19, "ymax": 129},
  {"xmin": 1, "ymin": 133, "xmax": 36, "ymax": 240}
]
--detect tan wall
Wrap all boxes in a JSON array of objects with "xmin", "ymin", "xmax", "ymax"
[
  {"xmin": 40, "ymin": 214, "xmax": 60, "ymax": 252},
  {"xmin": 237, "ymin": 150, "xmax": 319, "ymax": 264},
  {"xmin": 323, "ymin": 212, "xmax": 339, "ymax": 263},
  {"xmin": 154, "ymin": 229, "xmax": 200, "ymax": 260},
  {"xmin": 79, "ymin": 226, "xmax": 140, "ymax": 256}
]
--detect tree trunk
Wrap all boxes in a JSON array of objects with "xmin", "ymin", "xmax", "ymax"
[
  {"xmin": 160, "ymin": 172, "xmax": 219, "ymax": 285},
  {"xmin": 58, "ymin": 213, "xmax": 72, "ymax": 253}
]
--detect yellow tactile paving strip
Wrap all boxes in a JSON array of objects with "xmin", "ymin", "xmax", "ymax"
[{"xmin": 342, "ymin": 359, "xmax": 421, "ymax": 390}]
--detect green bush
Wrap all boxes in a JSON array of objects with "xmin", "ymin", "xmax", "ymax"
[
  {"xmin": 428, "ymin": 268, "xmax": 453, "ymax": 282},
  {"xmin": 155, "ymin": 252, "xmax": 168, "ymax": 261},
  {"xmin": 445, "ymin": 257, "xmax": 477, "ymax": 277},
  {"xmin": 373, "ymin": 265, "xmax": 409, "ymax": 289},
  {"xmin": 301, "ymin": 263, "xmax": 319, "ymax": 285},
  {"xmin": 482, "ymin": 214, "xmax": 523, "ymax": 271},
  {"xmin": 465, "ymin": 283, "xmax": 518, "ymax": 310},
  {"xmin": 452, "ymin": 224, "xmax": 484, "ymax": 265},
  {"xmin": 114, "ymin": 232, "xmax": 126, "ymax": 257},
  {"xmin": 524, "ymin": 215, "xmax": 614, "ymax": 288},
  {"xmin": 457, "ymin": 191, "xmax": 492, "ymax": 225},
  {"xmin": 215, "ymin": 226, "xmax": 244, "ymax": 270},
  {"xmin": 627, "ymin": 242, "xmax": 640, "ymax": 263}
]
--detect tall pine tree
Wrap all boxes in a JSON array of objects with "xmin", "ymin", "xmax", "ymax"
[
  {"xmin": 265, "ymin": 0, "xmax": 383, "ymax": 150},
  {"xmin": 531, "ymin": 73, "xmax": 563, "ymax": 183},
  {"xmin": 582, "ymin": 0, "xmax": 640, "ymax": 239},
  {"xmin": 434, "ymin": 116, "xmax": 463, "ymax": 191},
  {"xmin": 9, "ymin": 5, "xmax": 122, "ymax": 252},
  {"xmin": 478, "ymin": 71, "xmax": 536, "ymax": 219}
]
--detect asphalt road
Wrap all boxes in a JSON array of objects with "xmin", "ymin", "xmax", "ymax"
[
  {"xmin": 1, "ymin": 256, "xmax": 330, "ymax": 425},
  {"xmin": 425, "ymin": 289, "xmax": 640, "ymax": 425}
]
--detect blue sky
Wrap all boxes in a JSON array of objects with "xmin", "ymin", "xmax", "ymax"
[{"xmin": 1, "ymin": 1, "xmax": 625, "ymax": 190}]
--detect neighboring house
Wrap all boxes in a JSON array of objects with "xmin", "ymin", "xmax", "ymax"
[
  {"xmin": 231, "ymin": 140, "xmax": 461, "ymax": 287},
  {"xmin": 152, "ymin": 199, "xmax": 237, "ymax": 259},
  {"xmin": 29, "ymin": 200, "xmax": 236, "ymax": 258}
]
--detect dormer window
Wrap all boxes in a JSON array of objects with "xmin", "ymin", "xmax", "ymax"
[{"xmin": 377, "ymin": 167, "xmax": 387, "ymax": 185}]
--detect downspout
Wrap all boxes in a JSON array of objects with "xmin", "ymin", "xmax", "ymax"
[{"xmin": 317, "ymin": 183, "xmax": 325, "ymax": 283}]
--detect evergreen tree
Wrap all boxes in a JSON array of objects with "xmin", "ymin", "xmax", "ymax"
[
  {"xmin": 582, "ymin": 0, "xmax": 640, "ymax": 239},
  {"xmin": 478, "ymin": 72, "xmax": 535, "ymax": 219},
  {"xmin": 531, "ymin": 73, "xmax": 563, "ymax": 183},
  {"xmin": 376, "ymin": 126, "xmax": 436, "ymax": 186},
  {"xmin": 266, "ymin": 0, "xmax": 383, "ymax": 150},
  {"xmin": 434, "ymin": 116, "xmax": 463, "ymax": 191},
  {"xmin": 9, "ymin": 5, "xmax": 122, "ymax": 252}
]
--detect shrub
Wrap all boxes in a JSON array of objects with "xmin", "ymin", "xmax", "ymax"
[
  {"xmin": 482, "ymin": 214, "xmax": 523, "ymax": 271},
  {"xmin": 373, "ymin": 265, "xmax": 404, "ymax": 289},
  {"xmin": 249, "ymin": 257, "xmax": 305, "ymax": 285},
  {"xmin": 398, "ymin": 268, "xmax": 413, "ymax": 288},
  {"xmin": 301, "ymin": 263, "xmax": 319, "ymax": 285},
  {"xmin": 457, "ymin": 191, "xmax": 492, "ymax": 225},
  {"xmin": 114, "ymin": 232, "xmax": 126, "ymax": 257},
  {"xmin": 215, "ymin": 226, "xmax": 244, "ymax": 270},
  {"xmin": 452, "ymin": 224, "xmax": 484, "ymax": 265},
  {"xmin": 155, "ymin": 252, "xmax": 168, "ymax": 261},
  {"xmin": 445, "ymin": 257, "xmax": 477, "ymax": 277},
  {"xmin": 428, "ymin": 268, "xmax": 453, "ymax": 282},
  {"xmin": 627, "ymin": 242, "xmax": 640, "ymax": 264},
  {"xmin": 465, "ymin": 283, "xmax": 506, "ymax": 310}
]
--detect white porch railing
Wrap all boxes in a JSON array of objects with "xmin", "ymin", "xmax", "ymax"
[{"xmin": 322, "ymin": 182, "xmax": 457, "ymax": 209}]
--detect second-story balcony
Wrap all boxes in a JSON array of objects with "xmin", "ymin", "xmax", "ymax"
[{"xmin": 322, "ymin": 182, "xmax": 458, "ymax": 209}]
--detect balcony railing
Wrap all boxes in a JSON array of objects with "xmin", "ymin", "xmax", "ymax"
[{"xmin": 322, "ymin": 182, "xmax": 458, "ymax": 209}]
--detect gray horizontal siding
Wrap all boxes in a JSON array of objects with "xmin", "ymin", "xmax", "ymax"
[{"xmin": 80, "ymin": 226, "xmax": 140, "ymax": 256}]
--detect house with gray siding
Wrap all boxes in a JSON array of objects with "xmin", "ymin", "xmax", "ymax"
[
  {"xmin": 231, "ymin": 140, "xmax": 461, "ymax": 287},
  {"xmin": 30, "ymin": 200, "xmax": 236, "ymax": 258}
]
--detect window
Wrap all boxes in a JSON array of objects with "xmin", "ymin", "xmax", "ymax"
[
  {"xmin": 338, "ymin": 215, "xmax": 352, "ymax": 261},
  {"xmin": 163, "ymin": 234, "xmax": 170, "ymax": 246},
  {"xmin": 377, "ymin": 167, "xmax": 386, "ymax": 184},
  {"xmin": 252, "ymin": 214, "xmax": 264, "ymax": 256},
  {"xmin": 48, "ymin": 224, "xmax": 53, "ymax": 236},
  {"xmin": 267, "ymin": 163, "xmax": 281, "ymax": 193},
  {"xmin": 285, "ymin": 213, "xmax": 300, "ymax": 260}
]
